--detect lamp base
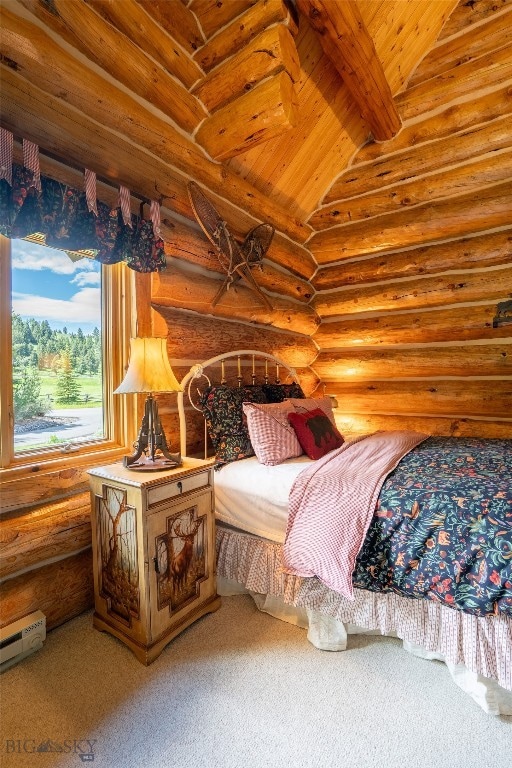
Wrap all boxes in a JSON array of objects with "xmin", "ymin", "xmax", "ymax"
[{"xmin": 123, "ymin": 395, "xmax": 182, "ymax": 472}]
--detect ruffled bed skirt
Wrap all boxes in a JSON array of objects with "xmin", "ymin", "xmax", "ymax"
[{"xmin": 216, "ymin": 525, "xmax": 512, "ymax": 714}]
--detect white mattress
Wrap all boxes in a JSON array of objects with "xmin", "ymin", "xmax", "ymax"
[{"xmin": 214, "ymin": 455, "xmax": 312, "ymax": 543}]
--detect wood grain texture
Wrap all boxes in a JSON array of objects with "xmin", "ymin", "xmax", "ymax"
[
  {"xmin": 313, "ymin": 343, "xmax": 512, "ymax": 380},
  {"xmin": 137, "ymin": 0, "xmax": 206, "ymax": 53},
  {"xmin": 296, "ymin": 0, "xmax": 401, "ymax": 141},
  {"xmin": 312, "ymin": 230, "xmax": 512, "ymax": 290},
  {"xmin": 322, "ymin": 380, "xmax": 512, "ymax": 419},
  {"xmin": 354, "ymin": 83, "xmax": 512, "ymax": 164},
  {"xmin": 313, "ymin": 265, "xmax": 512, "ymax": 318},
  {"xmin": 196, "ymin": 71, "xmax": 299, "ymax": 160},
  {"xmin": 334, "ymin": 413, "xmax": 512, "ymax": 440},
  {"xmin": 438, "ymin": 0, "xmax": 512, "ymax": 41},
  {"xmin": 310, "ymin": 181, "xmax": 512, "ymax": 263},
  {"xmin": 190, "ymin": 0, "xmax": 257, "ymax": 40},
  {"xmin": 192, "ymin": 25, "xmax": 300, "ymax": 113},
  {"xmin": 0, "ymin": 550, "xmax": 94, "ymax": 631},
  {"xmin": 313, "ymin": 303, "xmax": 512, "ymax": 349},
  {"xmin": 324, "ymin": 115, "xmax": 512, "ymax": 203},
  {"xmin": 15, "ymin": 0, "xmax": 207, "ymax": 132},
  {"xmin": 0, "ymin": 494, "xmax": 91, "ymax": 579}
]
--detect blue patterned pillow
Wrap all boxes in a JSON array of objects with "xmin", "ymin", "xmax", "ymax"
[{"xmin": 198, "ymin": 385, "xmax": 267, "ymax": 467}]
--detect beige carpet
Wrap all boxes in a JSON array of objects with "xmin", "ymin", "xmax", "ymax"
[{"xmin": 0, "ymin": 595, "xmax": 510, "ymax": 768}]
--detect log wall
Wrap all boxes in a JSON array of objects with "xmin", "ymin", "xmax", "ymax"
[{"xmin": 309, "ymin": 3, "xmax": 512, "ymax": 440}]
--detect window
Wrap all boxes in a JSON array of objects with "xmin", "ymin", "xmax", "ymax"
[{"xmin": 0, "ymin": 234, "xmax": 134, "ymax": 480}]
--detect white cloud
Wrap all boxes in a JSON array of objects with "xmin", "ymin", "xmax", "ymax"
[
  {"xmin": 11, "ymin": 240, "xmax": 97, "ymax": 275},
  {"xmin": 12, "ymin": 288, "xmax": 101, "ymax": 325},
  {"xmin": 71, "ymin": 270, "xmax": 101, "ymax": 287}
]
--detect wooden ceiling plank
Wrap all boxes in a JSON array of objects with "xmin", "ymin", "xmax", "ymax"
[
  {"xmin": 312, "ymin": 229, "xmax": 512, "ymax": 291},
  {"xmin": 311, "ymin": 149, "xmax": 512, "ymax": 229},
  {"xmin": 295, "ymin": 0, "xmax": 401, "ymax": 141},
  {"xmin": 313, "ymin": 265, "xmax": 512, "ymax": 318},
  {"xmin": 355, "ymin": 83, "xmax": 512, "ymax": 164},
  {"xmin": 195, "ymin": 72, "xmax": 299, "ymax": 161},
  {"xmin": 409, "ymin": 9, "xmax": 512, "ymax": 88},
  {"xmin": 438, "ymin": 0, "xmax": 512, "ymax": 41},
  {"xmin": 397, "ymin": 45, "xmax": 512, "ymax": 121},
  {"xmin": 83, "ymin": 0, "xmax": 205, "ymax": 88},
  {"xmin": 310, "ymin": 180, "xmax": 512, "ymax": 263},
  {"xmin": 192, "ymin": 25, "xmax": 300, "ymax": 114},
  {"xmin": 15, "ymin": 0, "xmax": 207, "ymax": 132},
  {"xmin": 189, "ymin": 0, "xmax": 257, "ymax": 40},
  {"xmin": 136, "ymin": 0, "xmax": 206, "ymax": 54},
  {"xmin": 323, "ymin": 115, "xmax": 512, "ymax": 203},
  {"xmin": 193, "ymin": 0, "xmax": 295, "ymax": 73}
]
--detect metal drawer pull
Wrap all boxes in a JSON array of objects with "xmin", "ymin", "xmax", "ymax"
[{"xmin": 177, "ymin": 481, "xmax": 183, "ymax": 494}]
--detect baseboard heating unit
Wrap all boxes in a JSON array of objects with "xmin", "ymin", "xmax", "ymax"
[{"xmin": 0, "ymin": 611, "xmax": 46, "ymax": 671}]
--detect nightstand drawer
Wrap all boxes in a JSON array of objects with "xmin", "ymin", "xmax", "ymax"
[{"xmin": 147, "ymin": 470, "xmax": 211, "ymax": 508}]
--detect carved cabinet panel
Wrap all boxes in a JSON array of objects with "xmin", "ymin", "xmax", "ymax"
[{"xmin": 88, "ymin": 458, "xmax": 220, "ymax": 664}]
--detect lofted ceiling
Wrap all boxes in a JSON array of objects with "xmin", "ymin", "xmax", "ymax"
[{"xmin": 1, "ymin": 0, "xmax": 458, "ymax": 231}]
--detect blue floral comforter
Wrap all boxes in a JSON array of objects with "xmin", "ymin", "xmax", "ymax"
[{"xmin": 352, "ymin": 437, "xmax": 512, "ymax": 617}]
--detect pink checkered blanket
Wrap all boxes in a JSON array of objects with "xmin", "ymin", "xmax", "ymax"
[{"xmin": 282, "ymin": 430, "xmax": 428, "ymax": 599}]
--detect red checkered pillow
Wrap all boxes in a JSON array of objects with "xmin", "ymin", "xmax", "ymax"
[
  {"xmin": 243, "ymin": 401, "xmax": 303, "ymax": 465},
  {"xmin": 288, "ymin": 407, "xmax": 344, "ymax": 460}
]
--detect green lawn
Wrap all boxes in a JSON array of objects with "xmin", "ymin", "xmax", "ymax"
[{"xmin": 39, "ymin": 371, "xmax": 103, "ymax": 409}]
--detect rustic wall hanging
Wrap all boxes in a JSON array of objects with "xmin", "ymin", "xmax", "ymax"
[{"xmin": 187, "ymin": 181, "xmax": 273, "ymax": 309}]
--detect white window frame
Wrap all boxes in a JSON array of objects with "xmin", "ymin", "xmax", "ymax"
[{"xmin": 0, "ymin": 235, "xmax": 137, "ymax": 507}]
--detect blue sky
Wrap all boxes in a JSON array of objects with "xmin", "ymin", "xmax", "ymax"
[{"xmin": 11, "ymin": 240, "xmax": 101, "ymax": 334}]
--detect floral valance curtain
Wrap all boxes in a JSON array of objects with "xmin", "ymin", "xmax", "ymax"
[{"xmin": 0, "ymin": 163, "xmax": 166, "ymax": 273}]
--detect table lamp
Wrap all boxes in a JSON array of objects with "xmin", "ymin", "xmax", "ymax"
[{"xmin": 114, "ymin": 337, "xmax": 183, "ymax": 471}]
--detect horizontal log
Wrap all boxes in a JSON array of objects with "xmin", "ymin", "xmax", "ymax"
[
  {"xmin": 163, "ymin": 223, "xmax": 313, "ymax": 302},
  {"xmin": 156, "ymin": 306, "xmax": 319, "ymax": 367},
  {"xmin": 296, "ymin": 0, "xmax": 401, "ymax": 141},
  {"xmin": 192, "ymin": 25, "xmax": 300, "ymax": 113},
  {"xmin": 190, "ymin": 0, "xmax": 257, "ymax": 40},
  {"xmin": 323, "ymin": 380, "xmax": 512, "ymax": 418},
  {"xmin": 84, "ymin": 0, "xmax": 204, "ymax": 89},
  {"xmin": 312, "ymin": 150, "xmax": 512, "ymax": 228},
  {"xmin": 194, "ymin": 0, "xmax": 294, "ymax": 72},
  {"xmin": 196, "ymin": 72, "xmax": 299, "ymax": 160},
  {"xmin": 16, "ymin": 0, "xmax": 207, "ymax": 132},
  {"xmin": 0, "ymin": 494, "xmax": 91, "ymax": 580},
  {"xmin": 152, "ymin": 262, "xmax": 320, "ymax": 336},
  {"xmin": 354, "ymin": 84, "xmax": 512, "ymax": 164},
  {"xmin": 334, "ymin": 413, "xmax": 512, "ymax": 441},
  {"xmin": 396, "ymin": 45, "xmax": 512, "ymax": 121},
  {"xmin": 136, "ymin": 0, "xmax": 206, "ymax": 54},
  {"xmin": 324, "ymin": 115, "xmax": 512, "ymax": 203},
  {"xmin": 438, "ymin": 0, "xmax": 512, "ymax": 42},
  {"xmin": 1, "ymin": 11, "xmax": 311, "ymax": 246},
  {"xmin": 313, "ymin": 265, "xmax": 512, "ymax": 318},
  {"xmin": 310, "ymin": 181, "xmax": 512, "ymax": 263},
  {"xmin": 0, "ymin": 549, "xmax": 93, "ymax": 631},
  {"xmin": 409, "ymin": 9, "xmax": 512, "ymax": 88},
  {"xmin": 2, "ymin": 71, "xmax": 314, "ymax": 279},
  {"xmin": 313, "ymin": 302, "xmax": 512, "ymax": 348},
  {"xmin": 313, "ymin": 343, "xmax": 512, "ymax": 380},
  {"xmin": 312, "ymin": 229, "xmax": 512, "ymax": 289}
]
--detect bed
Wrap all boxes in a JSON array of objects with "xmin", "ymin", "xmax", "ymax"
[{"xmin": 177, "ymin": 350, "xmax": 512, "ymax": 716}]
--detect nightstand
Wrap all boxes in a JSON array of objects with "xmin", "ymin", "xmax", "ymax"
[{"xmin": 88, "ymin": 457, "xmax": 221, "ymax": 664}]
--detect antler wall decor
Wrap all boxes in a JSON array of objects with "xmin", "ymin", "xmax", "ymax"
[{"xmin": 187, "ymin": 182, "xmax": 274, "ymax": 309}]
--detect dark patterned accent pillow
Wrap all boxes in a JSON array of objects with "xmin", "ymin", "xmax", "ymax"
[
  {"xmin": 288, "ymin": 408, "xmax": 344, "ymax": 460},
  {"xmin": 198, "ymin": 385, "xmax": 268, "ymax": 468},
  {"xmin": 262, "ymin": 382, "xmax": 305, "ymax": 402}
]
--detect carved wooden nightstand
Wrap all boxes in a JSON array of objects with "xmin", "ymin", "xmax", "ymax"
[{"xmin": 88, "ymin": 458, "xmax": 220, "ymax": 664}]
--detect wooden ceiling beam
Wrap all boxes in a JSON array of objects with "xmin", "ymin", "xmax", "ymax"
[
  {"xmin": 136, "ymin": 0, "xmax": 206, "ymax": 55},
  {"xmin": 295, "ymin": 0, "xmax": 401, "ymax": 142}
]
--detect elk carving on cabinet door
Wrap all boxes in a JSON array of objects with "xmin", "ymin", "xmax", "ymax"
[
  {"xmin": 96, "ymin": 485, "xmax": 140, "ymax": 626},
  {"xmin": 154, "ymin": 507, "xmax": 207, "ymax": 613}
]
